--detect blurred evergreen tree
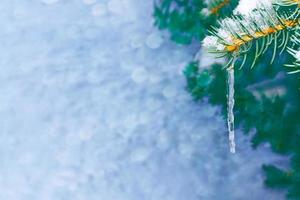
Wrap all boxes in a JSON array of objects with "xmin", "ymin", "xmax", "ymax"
[{"xmin": 154, "ymin": 0, "xmax": 300, "ymax": 199}]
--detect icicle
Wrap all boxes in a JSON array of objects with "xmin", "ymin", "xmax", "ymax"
[{"xmin": 227, "ymin": 62, "xmax": 236, "ymax": 154}]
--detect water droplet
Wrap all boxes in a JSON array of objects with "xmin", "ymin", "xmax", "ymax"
[
  {"xmin": 146, "ymin": 32, "xmax": 163, "ymax": 49},
  {"xmin": 130, "ymin": 148, "xmax": 150, "ymax": 163},
  {"xmin": 131, "ymin": 68, "xmax": 148, "ymax": 83},
  {"xmin": 162, "ymin": 85, "xmax": 177, "ymax": 99}
]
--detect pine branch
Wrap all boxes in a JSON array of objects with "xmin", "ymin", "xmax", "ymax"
[
  {"xmin": 274, "ymin": 0, "xmax": 300, "ymax": 7},
  {"xmin": 286, "ymin": 28, "xmax": 300, "ymax": 73},
  {"xmin": 201, "ymin": 1, "xmax": 300, "ymax": 153},
  {"xmin": 211, "ymin": 0, "xmax": 231, "ymax": 15},
  {"xmin": 203, "ymin": 2, "xmax": 300, "ymax": 69},
  {"xmin": 201, "ymin": 0, "xmax": 239, "ymax": 18}
]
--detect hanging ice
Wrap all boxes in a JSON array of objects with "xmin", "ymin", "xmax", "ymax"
[{"xmin": 227, "ymin": 66, "xmax": 236, "ymax": 153}]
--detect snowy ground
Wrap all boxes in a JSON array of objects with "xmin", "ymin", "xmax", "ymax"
[{"xmin": 0, "ymin": 0, "xmax": 285, "ymax": 199}]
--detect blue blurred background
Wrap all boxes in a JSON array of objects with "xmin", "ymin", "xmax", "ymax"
[{"xmin": 0, "ymin": 0, "xmax": 285, "ymax": 199}]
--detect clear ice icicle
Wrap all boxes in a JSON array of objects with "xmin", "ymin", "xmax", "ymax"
[{"xmin": 227, "ymin": 64, "xmax": 236, "ymax": 154}]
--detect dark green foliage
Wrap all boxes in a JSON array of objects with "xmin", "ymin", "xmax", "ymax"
[
  {"xmin": 153, "ymin": 0, "xmax": 238, "ymax": 44},
  {"xmin": 154, "ymin": 0, "xmax": 300, "ymax": 199},
  {"xmin": 208, "ymin": 0, "xmax": 239, "ymax": 17},
  {"xmin": 263, "ymin": 162, "xmax": 300, "ymax": 199},
  {"xmin": 153, "ymin": 0, "xmax": 206, "ymax": 44},
  {"xmin": 263, "ymin": 165, "xmax": 292, "ymax": 188},
  {"xmin": 183, "ymin": 61, "xmax": 213, "ymax": 99},
  {"xmin": 185, "ymin": 62, "xmax": 227, "ymax": 105},
  {"xmin": 184, "ymin": 58, "xmax": 300, "ymax": 199}
]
